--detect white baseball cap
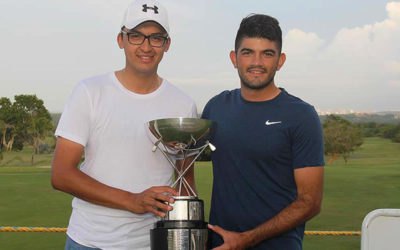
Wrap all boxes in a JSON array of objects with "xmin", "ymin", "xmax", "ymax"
[{"xmin": 121, "ymin": 0, "xmax": 170, "ymax": 35}]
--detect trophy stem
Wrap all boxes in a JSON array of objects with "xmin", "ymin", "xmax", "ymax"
[
  {"xmin": 177, "ymin": 149, "xmax": 190, "ymax": 196},
  {"xmin": 171, "ymin": 142, "xmax": 209, "ymax": 191},
  {"xmin": 153, "ymin": 142, "xmax": 198, "ymax": 197}
]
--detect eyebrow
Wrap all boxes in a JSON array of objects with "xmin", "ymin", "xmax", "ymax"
[
  {"xmin": 263, "ymin": 49, "xmax": 276, "ymax": 54},
  {"xmin": 239, "ymin": 48, "xmax": 277, "ymax": 54},
  {"xmin": 239, "ymin": 48, "xmax": 254, "ymax": 53}
]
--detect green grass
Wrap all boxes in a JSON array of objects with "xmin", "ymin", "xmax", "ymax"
[
  {"xmin": 303, "ymin": 137, "xmax": 400, "ymax": 250},
  {"xmin": 0, "ymin": 167, "xmax": 72, "ymax": 249},
  {"xmin": 1, "ymin": 137, "xmax": 399, "ymax": 249}
]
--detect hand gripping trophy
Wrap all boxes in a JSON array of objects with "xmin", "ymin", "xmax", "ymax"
[{"xmin": 147, "ymin": 118, "xmax": 215, "ymax": 250}]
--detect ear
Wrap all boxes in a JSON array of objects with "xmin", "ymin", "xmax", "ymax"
[
  {"xmin": 117, "ymin": 33, "xmax": 124, "ymax": 49},
  {"xmin": 229, "ymin": 50, "xmax": 237, "ymax": 68},
  {"xmin": 277, "ymin": 53, "xmax": 286, "ymax": 71},
  {"xmin": 163, "ymin": 37, "xmax": 171, "ymax": 52}
]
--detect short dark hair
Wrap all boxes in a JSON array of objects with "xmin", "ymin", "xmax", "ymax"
[{"xmin": 234, "ymin": 14, "xmax": 282, "ymax": 53}]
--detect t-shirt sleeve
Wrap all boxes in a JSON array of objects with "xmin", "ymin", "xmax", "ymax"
[
  {"xmin": 291, "ymin": 106, "xmax": 325, "ymax": 169},
  {"xmin": 55, "ymin": 82, "xmax": 92, "ymax": 147}
]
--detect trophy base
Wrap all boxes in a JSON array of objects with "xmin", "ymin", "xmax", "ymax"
[
  {"xmin": 165, "ymin": 196, "xmax": 204, "ymax": 221},
  {"xmin": 151, "ymin": 197, "xmax": 210, "ymax": 250},
  {"xmin": 150, "ymin": 222, "xmax": 210, "ymax": 250}
]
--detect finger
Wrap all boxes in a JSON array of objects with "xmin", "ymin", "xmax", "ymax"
[
  {"xmin": 141, "ymin": 194, "xmax": 170, "ymax": 209},
  {"xmin": 152, "ymin": 186, "xmax": 179, "ymax": 197},
  {"xmin": 142, "ymin": 193, "xmax": 173, "ymax": 212},
  {"xmin": 208, "ymin": 224, "xmax": 225, "ymax": 236},
  {"xmin": 149, "ymin": 206, "xmax": 167, "ymax": 217},
  {"xmin": 153, "ymin": 199, "xmax": 173, "ymax": 212},
  {"xmin": 154, "ymin": 192, "xmax": 175, "ymax": 203}
]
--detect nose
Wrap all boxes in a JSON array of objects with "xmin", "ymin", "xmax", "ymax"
[
  {"xmin": 139, "ymin": 37, "xmax": 152, "ymax": 52},
  {"xmin": 251, "ymin": 54, "xmax": 262, "ymax": 65}
]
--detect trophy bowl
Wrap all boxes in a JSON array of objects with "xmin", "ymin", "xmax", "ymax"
[{"xmin": 147, "ymin": 118, "xmax": 214, "ymax": 151}]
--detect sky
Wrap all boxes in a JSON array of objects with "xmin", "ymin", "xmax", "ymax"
[{"xmin": 1, "ymin": 0, "xmax": 399, "ymax": 114}]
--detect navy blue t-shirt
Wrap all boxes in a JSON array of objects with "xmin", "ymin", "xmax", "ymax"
[{"xmin": 201, "ymin": 88, "xmax": 324, "ymax": 250}]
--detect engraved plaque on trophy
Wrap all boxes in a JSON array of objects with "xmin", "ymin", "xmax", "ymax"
[{"xmin": 147, "ymin": 118, "xmax": 216, "ymax": 250}]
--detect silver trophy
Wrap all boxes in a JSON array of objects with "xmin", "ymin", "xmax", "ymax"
[{"xmin": 147, "ymin": 118, "xmax": 216, "ymax": 250}]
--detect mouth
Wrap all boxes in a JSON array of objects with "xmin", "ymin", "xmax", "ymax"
[
  {"xmin": 247, "ymin": 66, "xmax": 267, "ymax": 74},
  {"xmin": 137, "ymin": 54, "xmax": 154, "ymax": 63},
  {"xmin": 247, "ymin": 67, "xmax": 266, "ymax": 76}
]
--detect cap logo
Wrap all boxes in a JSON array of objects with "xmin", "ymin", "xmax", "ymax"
[{"xmin": 142, "ymin": 4, "xmax": 159, "ymax": 14}]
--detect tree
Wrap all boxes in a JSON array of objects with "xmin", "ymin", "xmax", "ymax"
[
  {"xmin": 380, "ymin": 123, "xmax": 400, "ymax": 143},
  {"xmin": 0, "ymin": 97, "xmax": 19, "ymax": 152},
  {"xmin": 13, "ymin": 95, "xmax": 53, "ymax": 164},
  {"xmin": 323, "ymin": 115, "xmax": 363, "ymax": 164},
  {"xmin": 0, "ymin": 95, "xmax": 53, "ymax": 164},
  {"xmin": 0, "ymin": 119, "xmax": 4, "ymax": 160},
  {"xmin": 356, "ymin": 122, "xmax": 382, "ymax": 137}
]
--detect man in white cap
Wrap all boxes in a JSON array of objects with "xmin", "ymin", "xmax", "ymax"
[{"xmin": 51, "ymin": 0, "xmax": 198, "ymax": 249}]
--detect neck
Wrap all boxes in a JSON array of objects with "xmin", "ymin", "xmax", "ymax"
[
  {"xmin": 115, "ymin": 68, "xmax": 161, "ymax": 94},
  {"xmin": 240, "ymin": 82, "xmax": 281, "ymax": 102}
]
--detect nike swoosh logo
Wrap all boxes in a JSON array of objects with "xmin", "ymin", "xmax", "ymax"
[{"xmin": 265, "ymin": 120, "xmax": 282, "ymax": 126}]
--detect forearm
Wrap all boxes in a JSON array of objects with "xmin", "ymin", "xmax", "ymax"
[
  {"xmin": 241, "ymin": 166, "xmax": 324, "ymax": 248},
  {"xmin": 242, "ymin": 196, "xmax": 321, "ymax": 247},
  {"xmin": 51, "ymin": 137, "xmax": 136, "ymax": 212},
  {"xmin": 51, "ymin": 165, "xmax": 135, "ymax": 212}
]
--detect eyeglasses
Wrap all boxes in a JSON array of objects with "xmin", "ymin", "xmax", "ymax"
[{"xmin": 120, "ymin": 30, "xmax": 169, "ymax": 48}]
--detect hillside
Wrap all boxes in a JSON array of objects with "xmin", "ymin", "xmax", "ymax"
[{"xmin": 319, "ymin": 111, "xmax": 400, "ymax": 124}]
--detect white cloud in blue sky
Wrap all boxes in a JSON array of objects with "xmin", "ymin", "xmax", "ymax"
[
  {"xmin": 0, "ymin": 0, "xmax": 399, "ymax": 113},
  {"xmin": 280, "ymin": 2, "xmax": 400, "ymax": 112}
]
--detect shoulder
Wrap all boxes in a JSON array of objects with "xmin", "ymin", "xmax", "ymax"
[
  {"xmin": 201, "ymin": 89, "xmax": 240, "ymax": 118},
  {"xmin": 206, "ymin": 89, "xmax": 240, "ymax": 106},
  {"xmin": 277, "ymin": 90, "xmax": 323, "ymax": 139},
  {"xmin": 280, "ymin": 89, "xmax": 313, "ymax": 108},
  {"xmin": 279, "ymin": 89, "xmax": 319, "ymax": 118},
  {"xmin": 78, "ymin": 72, "xmax": 114, "ymax": 92},
  {"xmin": 162, "ymin": 79, "xmax": 195, "ymax": 105},
  {"xmin": 69, "ymin": 72, "xmax": 117, "ymax": 104}
]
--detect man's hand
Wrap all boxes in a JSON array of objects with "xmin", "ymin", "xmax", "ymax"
[
  {"xmin": 208, "ymin": 224, "xmax": 250, "ymax": 250},
  {"xmin": 131, "ymin": 186, "xmax": 179, "ymax": 217}
]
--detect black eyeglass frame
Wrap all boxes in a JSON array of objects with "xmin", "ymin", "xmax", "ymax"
[{"xmin": 120, "ymin": 30, "xmax": 169, "ymax": 48}]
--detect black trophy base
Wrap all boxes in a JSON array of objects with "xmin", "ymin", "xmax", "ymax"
[{"xmin": 150, "ymin": 221, "xmax": 210, "ymax": 250}]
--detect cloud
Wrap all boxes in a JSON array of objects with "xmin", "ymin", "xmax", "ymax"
[
  {"xmin": 284, "ymin": 29, "xmax": 325, "ymax": 56},
  {"xmin": 279, "ymin": 1, "xmax": 400, "ymax": 111},
  {"xmin": 387, "ymin": 1, "xmax": 400, "ymax": 21}
]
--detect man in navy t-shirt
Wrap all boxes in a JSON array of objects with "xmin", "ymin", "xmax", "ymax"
[{"xmin": 201, "ymin": 14, "xmax": 325, "ymax": 249}]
